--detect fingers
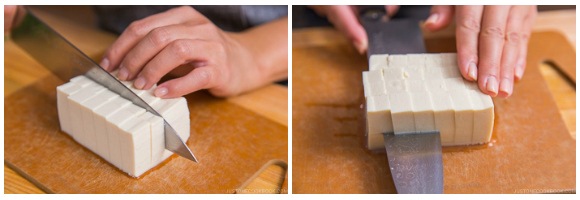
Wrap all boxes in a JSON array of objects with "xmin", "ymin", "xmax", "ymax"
[
  {"xmin": 4, "ymin": 5, "xmax": 17, "ymax": 33},
  {"xmin": 325, "ymin": 5, "xmax": 368, "ymax": 54},
  {"xmin": 116, "ymin": 24, "xmax": 205, "ymax": 82},
  {"xmin": 133, "ymin": 39, "xmax": 216, "ymax": 91},
  {"xmin": 497, "ymin": 6, "xmax": 528, "ymax": 97},
  {"xmin": 100, "ymin": 6, "xmax": 202, "ymax": 72},
  {"xmin": 155, "ymin": 66, "xmax": 218, "ymax": 98},
  {"xmin": 515, "ymin": 6, "xmax": 537, "ymax": 81},
  {"xmin": 476, "ymin": 6, "xmax": 511, "ymax": 97},
  {"xmin": 424, "ymin": 5, "xmax": 454, "ymax": 31},
  {"xmin": 455, "ymin": 6, "xmax": 483, "ymax": 82},
  {"xmin": 385, "ymin": 5, "xmax": 400, "ymax": 18}
]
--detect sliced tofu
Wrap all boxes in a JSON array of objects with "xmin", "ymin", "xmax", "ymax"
[
  {"xmin": 362, "ymin": 70, "xmax": 386, "ymax": 96},
  {"xmin": 56, "ymin": 75, "xmax": 191, "ymax": 177},
  {"xmin": 410, "ymin": 92, "xmax": 436, "ymax": 132},
  {"xmin": 56, "ymin": 82, "xmax": 83, "ymax": 135},
  {"xmin": 449, "ymin": 90, "xmax": 474, "ymax": 145},
  {"xmin": 369, "ymin": 54, "xmax": 389, "ymax": 70},
  {"xmin": 366, "ymin": 95, "xmax": 393, "ymax": 135},
  {"xmin": 430, "ymin": 91, "xmax": 456, "ymax": 145},
  {"xmin": 389, "ymin": 93, "xmax": 415, "ymax": 134},
  {"xmin": 362, "ymin": 53, "xmax": 494, "ymax": 149}
]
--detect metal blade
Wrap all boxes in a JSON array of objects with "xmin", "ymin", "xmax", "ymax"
[
  {"xmin": 359, "ymin": 6, "xmax": 443, "ymax": 193},
  {"xmin": 383, "ymin": 132, "xmax": 443, "ymax": 194},
  {"xmin": 11, "ymin": 8, "xmax": 198, "ymax": 163}
]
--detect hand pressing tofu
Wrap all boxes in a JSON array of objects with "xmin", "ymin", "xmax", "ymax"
[
  {"xmin": 311, "ymin": 5, "xmax": 537, "ymax": 98},
  {"xmin": 99, "ymin": 6, "xmax": 288, "ymax": 98}
]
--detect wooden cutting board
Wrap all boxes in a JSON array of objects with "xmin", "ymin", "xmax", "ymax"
[
  {"xmin": 292, "ymin": 28, "xmax": 575, "ymax": 193},
  {"xmin": 4, "ymin": 8, "xmax": 288, "ymax": 193}
]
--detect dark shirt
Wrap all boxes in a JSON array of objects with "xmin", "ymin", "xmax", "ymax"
[{"xmin": 93, "ymin": 5, "xmax": 288, "ymax": 34}]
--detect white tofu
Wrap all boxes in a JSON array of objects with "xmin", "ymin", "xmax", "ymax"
[
  {"xmin": 387, "ymin": 55, "xmax": 408, "ymax": 67},
  {"xmin": 362, "ymin": 53, "xmax": 494, "ymax": 148},
  {"xmin": 67, "ymin": 83, "xmax": 107, "ymax": 146},
  {"xmin": 79, "ymin": 85, "xmax": 113, "ymax": 154},
  {"xmin": 430, "ymin": 91, "xmax": 455, "ymax": 145},
  {"xmin": 383, "ymin": 67, "xmax": 404, "ymax": 80},
  {"xmin": 366, "ymin": 95, "xmax": 393, "ymax": 135},
  {"xmin": 445, "ymin": 77, "xmax": 467, "ymax": 90},
  {"xmin": 362, "ymin": 70, "xmax": 386, "ymax": 96},
  {"xmin": 469, "ymin": 91, "xmax": 494, "ymax": 144},
  {"xmin": 384, "ymin": 80, "xmax": 407, "ymax": 93},
  {"xmin": 95, "ymin": 97, "xmax": 131, "ymax": 167},
  {"xmin": 406, "ymin": 80, "xmax": 426, "ymax": 91},
  {"xmin": 369, "ymin": 54, "xmax": 389, "ymax": 70},
  {"xmin": 56, "ymin": 75, "xmax": 191, "ymax": 177},
  {"xmin": 389, "ymin": 93, "xmax": 415, "ymax": 134},
  {"xmin": 56, "ymin": 82, "xmax": 83, "ymax": 135},
  {"xmin": 410, "ymin": 92, "xmax": 436, "ymax": 132},
  {"xmin": 401, "ymin": 67, "xmax": 424, "ymax": 80},
  {"xmin": 449, "ymin": 90, "xmax": 474, "ymax": 145},
  {"xmin": 406, "ymin": 54, "xmax": 426, "ymax": 67}
]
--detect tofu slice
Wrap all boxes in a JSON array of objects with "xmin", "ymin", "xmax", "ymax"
[
  {"xmin": 95, "ymin": 97, "xmax": 131, "ymax": 166},
  {"xmin": 362, "ymin": 70, "xmax": 386, "ymax": 96},
  {"xmin": 384, "ymin": 80, "xmax": 407, "ymax": 93},
  {"xmin": 67, "ymin": 82, "xmax": 106, "ymax": 148},
  {"xmin": 56, "ymin": 82, "xmax": 83, "ymax": 135},
  {"xmin": 469, "ymin": 91, "xmax": 495, "ymax": 144},
  {"xmin": 389, "ymin": 93, "xmax": 415, "ymax": 134},
  {"xmin": 410, "ymin": 92, "xmax": 436, "ymax": 132},
  {"xmin": 430, "ymin": 91, "xmax": 456, "ymax": 145},
  {"xmin": 80, "ymin": 88, "xmax": 117, "ymax": 156},
  {"xmin": 449, "ymin": 90, "xmax": 474, "ymax": 145},
  {"xmin": 366, "ymin": 95, "xmax": 394, "ymax": 150},
  {"xmin": 369, "ymin": 54, "xmax": 389, "ymax": 70}
]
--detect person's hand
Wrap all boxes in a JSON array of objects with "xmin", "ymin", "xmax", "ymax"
[
  {"xmin": 4, "ymin": 5, "xmax": 22, "ymax": 34},
  {"xmin": 425, "ymin": 6, "xmax": 537, "ymax": 98},
  {"xmin": 101, "ymin": 6, "xmax": 287, "ymax": 98},
  {"xmin": 309, "ymin": 5, "xmax": 399, "ymax": 54}
]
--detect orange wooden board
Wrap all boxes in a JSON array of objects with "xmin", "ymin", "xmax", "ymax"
[
  {"xmin": 292, "ymin": 29, "xmax": 575, "ymax": 193},
  {"xmin": 4, "ymin": 75, "xmax": 288, "ymax": 193}
]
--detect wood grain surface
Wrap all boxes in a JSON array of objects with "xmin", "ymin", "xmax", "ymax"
[
  {"xmin": 291, "ymin": 27, "xmax": 575, "ymax": 193},
  {"xmin": 4, "ymin": 6, "xmax": 287, "ymax": 194}
]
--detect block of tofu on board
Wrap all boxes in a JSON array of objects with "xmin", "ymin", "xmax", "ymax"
[
  {"xmin": 362, "ymin": 53, "xmax": 494, "ymax": 150},
  {"xmin": 56, "ymin": 75, "xmax": 190, "ymax": 177}
]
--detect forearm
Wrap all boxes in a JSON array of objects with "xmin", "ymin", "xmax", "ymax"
[{"xmin": 230, "ymin": 17, "xmax": 288, "ymax": 85}]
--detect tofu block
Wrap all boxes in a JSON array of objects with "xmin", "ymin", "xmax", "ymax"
[
  {"xmin": 362, "ymin": 53, "xmax": 494, "ymax": 150},
  {"xmin": 56, "ymin": 75, "xmax": 190, "ymax": 177}
]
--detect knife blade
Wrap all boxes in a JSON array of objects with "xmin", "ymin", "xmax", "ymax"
[
  {"xmin": 10, "ymin": 8, "xmax": 198, "ymax": 163},
  {"xmin": 359, "ymin": 5, "xmax": 443, "ymax": 193}
]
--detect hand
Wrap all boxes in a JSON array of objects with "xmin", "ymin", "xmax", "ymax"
[
  {"xmin": 425, "ymin": 5, "xmax": 537, "ymax": 98},
  {"xmin": 309, "ymin": 5, "xmax": 399, "ymax": 54},
  {"xmin": 101, "ymin": 6, "xmax": 288, "ymax": 98},
  {"xmin": 4, "ymin": 5, "xmax": 22, "ymax": 34}
]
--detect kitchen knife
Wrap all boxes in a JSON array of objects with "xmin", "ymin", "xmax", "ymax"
[
  {"xmin": 358, "ymin": 5, "xmax": 444, "ymax": 193},
  {"xmin": 10, "ymin": 8, "xmax": 198, "ymax": 163}
]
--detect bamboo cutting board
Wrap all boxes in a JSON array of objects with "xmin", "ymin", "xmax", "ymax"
[
  {"xmin": 4, "ymin": 8, "xmax": 288, "ymax": 193},
  {"xmin": 292, "ymin": 28, "xmax": 575, "ymax": 193}
]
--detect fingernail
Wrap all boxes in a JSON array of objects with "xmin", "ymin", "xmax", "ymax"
[
  {"xmin": 467, "ymin": 62, "xmax": 478, "ymax": 81},
  {"xmin": 100, "ymin": 58, "xmax": 109, "ymax": 71},
  {"xmin": 155, "ymin": 87, "xmax": 168, "ymax": 97},
  {"xmin": 354, "ymin": 39, "xmax": 367, "ymax": 54},
  {"xmin": 426, "ymin": 13, "xmax": 439, "ymax": 25},
  {"xmin": 485, "ymin": 76, "xmax": 498, "ymax": 96},
  {"xmin": 118, "ymin": 67, "xmax": 128, "ymax": 81},
  {"xmin": 499, "ymin": 78, "xmax": 513, "ymax": 97},
  {"xmin": 515, "ymin": 62, "xmax": 524, "ymax": 80},
  {"xmin": 134, "ymin": 77, "xmax": 146, "ymax": 89}
]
